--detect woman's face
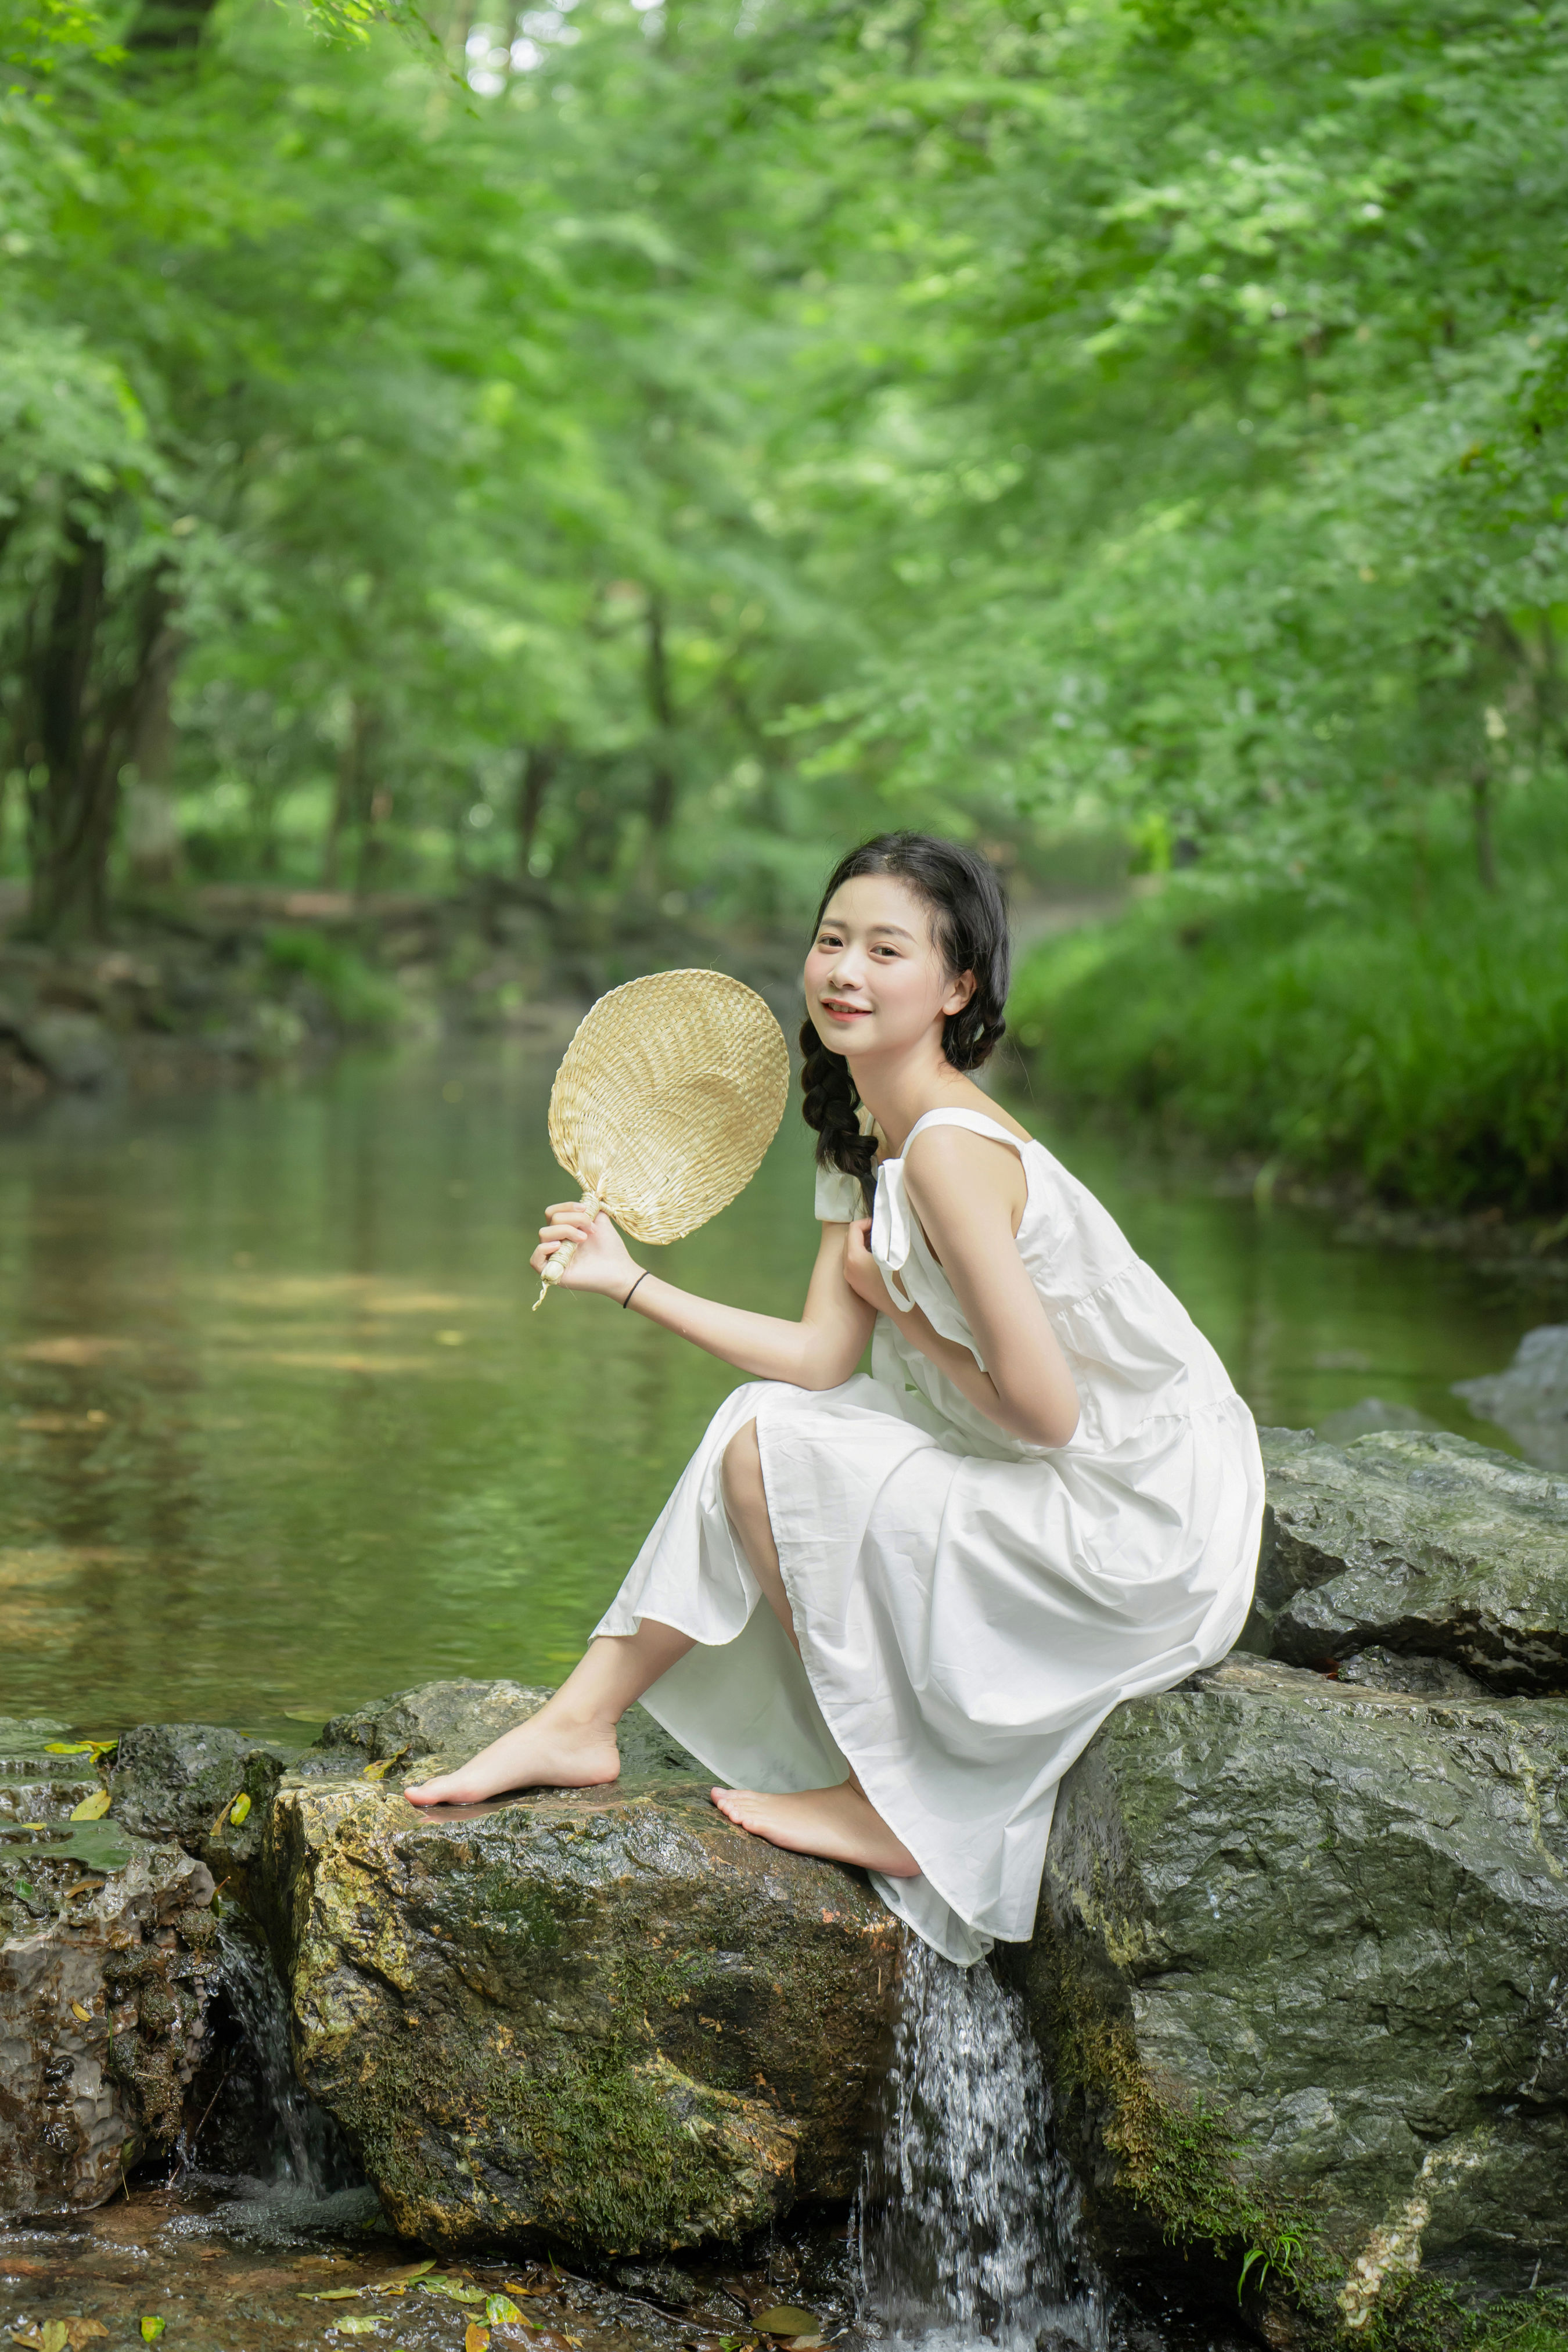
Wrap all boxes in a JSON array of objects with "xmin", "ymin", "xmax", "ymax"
[{"xmin": 803, "ymin": 873, "xmax": 974, "ymax": 1061}]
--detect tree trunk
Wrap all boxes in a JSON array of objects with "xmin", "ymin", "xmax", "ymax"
[
  {"xmin": 21, "ymin": 527, "xmax": 173, "ymax": 943},
  {"xmin": 516, "ymin": 745, "xmax": 556, "ymax": 873},
  {"xmin": 123, "ymin": 619, "xmax": 186, "ymax": 889},
  {"xmin": 323, "ymin": 696, "xmax": 376, "ymax": 889}
]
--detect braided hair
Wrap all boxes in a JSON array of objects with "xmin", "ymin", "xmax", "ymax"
[{"xmin": 800, "ymin": 832, "xmax": 1011, "ymax": 1209}]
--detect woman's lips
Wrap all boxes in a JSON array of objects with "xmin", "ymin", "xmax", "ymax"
[{"xmin": 821, "ymin": 998, "xmax": 871, "ymax": 1019}]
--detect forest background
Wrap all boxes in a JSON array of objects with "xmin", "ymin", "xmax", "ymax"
[{"xmin": 3, "ymin": 0, "xmax": 1567, "ymax": 1214}]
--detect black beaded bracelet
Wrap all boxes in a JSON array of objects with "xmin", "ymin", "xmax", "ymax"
[{"xmin": 621, "ymin": 1270, "xmax": 650, "ymax": 1310}]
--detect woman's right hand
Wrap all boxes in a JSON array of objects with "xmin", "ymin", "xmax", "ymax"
[{"xmin": 531, "ymin": 1201, "xmax": 642, "ymax": 1300}]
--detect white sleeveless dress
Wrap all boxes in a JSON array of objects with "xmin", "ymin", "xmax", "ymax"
[{"xmin": 595, "ymin": 1108, "xmax": 1265, "ymax": 1965}]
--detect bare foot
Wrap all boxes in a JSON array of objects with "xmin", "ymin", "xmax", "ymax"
[
  {"xmin": 405, "ymin": 1709, "xmax": 620, "ymax": 1807},
  {"xmin": 709, "ymin": 1780, "xmax": 919, "ymax": 1876}
]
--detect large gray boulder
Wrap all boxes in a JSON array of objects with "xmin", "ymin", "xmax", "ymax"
[
  {"xmin": 1455, "ymin": 1325, "xmax": 1568, "ymax": 1473},
  {"xmin": 1024, "ymin": 1655, "xmax": 1568, "ymax": 2333},
  {"xmin": 1241, "ymin": 1426, "xmax": 1568, "ymax": 1691},
  {"xmin": 260, "ymin": 1682, "xmax": 900, "ymax": 2257},
  {"xmin": 1, "ymin": 1720, "xmax": 218, "ymax": 2217}
]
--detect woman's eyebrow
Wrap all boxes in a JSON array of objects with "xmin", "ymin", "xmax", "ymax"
[{"xmin": 866, "ymin": 923, "xmax": 916, "ymax": 941}]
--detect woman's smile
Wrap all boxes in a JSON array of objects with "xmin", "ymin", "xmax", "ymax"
[{"xmin": 821, "ymin": 995, "xmax": 872, "ymax": 1020}]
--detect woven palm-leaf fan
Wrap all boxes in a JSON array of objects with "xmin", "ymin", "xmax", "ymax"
[{"xmin": 533, "ymin": 969, "xmax": 790, "ymax": 1308}]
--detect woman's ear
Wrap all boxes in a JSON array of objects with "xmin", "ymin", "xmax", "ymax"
[{"xmin": 942, "ymin": 969, "xmax": 978, "ymax": 1017}]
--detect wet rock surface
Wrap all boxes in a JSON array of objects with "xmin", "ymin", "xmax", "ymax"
[
  {"xmin": 111, "ymin": 1724, "xmax": 287, "ymax": 1880},
  {"xmin": 2, "ymin": 1720, "xmax": 219, "ymax": 2217},
  {"xmin": 261, "ymin": 1682, "xmax": 900, "ymax": 2259},
  {"xmin": 1028, "ymin": 1651, "xmax": 1568, "ymax": 2326},
  {"xmin": 1455, "ymin": 1323, "xmax": 1568, "ymax": 1474},
  {"xmin": 1242, "ymin": 1425, "xmax": 1568, "ymax": 1690},
  {"xmin": 0, "ymin": 2183, "xmax": 863, "ymax": 2352}
]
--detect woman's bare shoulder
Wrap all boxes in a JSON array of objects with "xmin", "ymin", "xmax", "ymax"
[{"xmin": 902, "ymin": 1118, "xmax": 1028, "ymax": 1224}]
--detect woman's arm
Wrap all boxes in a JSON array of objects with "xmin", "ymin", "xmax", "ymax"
[
  {"xmin": 859, "ymin": 1128, "xmax": 1080, "ymax": 1448},
  {"xmin": 531, "ymin": 1200, "xmax": 875, "ymax": 1390}
]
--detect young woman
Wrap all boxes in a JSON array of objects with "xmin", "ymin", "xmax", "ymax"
[{"xmin": 408, "ymin": 832, "xmax": 1265, "ymax": 1965}]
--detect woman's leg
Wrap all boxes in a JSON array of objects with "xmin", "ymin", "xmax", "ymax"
[
  {"xmin": 405, "ymin": 1616, "xmax": 694, "ymax": 1807},
  {"xmin": 711, "ymin": 1421, "xmax": 919, "ymax": 1878},
  {"xmin": 722, "ymin": 1416, "xmax": 800, "ymax": 1652}
]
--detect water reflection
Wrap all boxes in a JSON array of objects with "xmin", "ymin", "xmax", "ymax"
[{"xmin": 0, "ymin": 1046, "xmax": 1552, "ymax": 1729}]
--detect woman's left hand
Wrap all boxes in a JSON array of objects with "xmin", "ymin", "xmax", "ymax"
[{"xmin": 843, "ymin": 1217, "xmax": 896, "ymax": 1314}]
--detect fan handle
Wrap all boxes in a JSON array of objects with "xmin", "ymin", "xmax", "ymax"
[{"xmin": 531, "ymin": 1189, "xmax": 601, "ymax": 1311}]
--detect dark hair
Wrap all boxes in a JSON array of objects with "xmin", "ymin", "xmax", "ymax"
[{"xmin": 799, "ymin": 832, "xmax": 1010, "ymax": 1206}]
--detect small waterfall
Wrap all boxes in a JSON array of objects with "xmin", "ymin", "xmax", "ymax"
[
  {"xmin": 204, "ymin": 1918, "xmax": 355, "ymax": 2198},
  {"xmin": 859, "ymin": 1939, "xmax": 1106, "ymax": 2352}
]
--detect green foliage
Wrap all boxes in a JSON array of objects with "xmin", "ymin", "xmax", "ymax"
[
  {"xmin": 1010, "ymin": 794, "xmax": 1568, "ymax": 1211},
  {"xmin": 2, "ymin": 0, "xmax": 1565, "ymax": 1185},
  {"xmin": 1361, "ymin": 2280, "xmax": 1568, "ymax": 2352},
  {"xmin": 264, "ymin": 926, "xmax": 402, "ymax": 1031}
]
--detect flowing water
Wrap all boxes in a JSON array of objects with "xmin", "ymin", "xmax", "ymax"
[
  {"xmin": 0, "ymin": 1038, "xmax": 1556, "ymax": 1733},
  {"xmin": 860, "ymin": 1942, "xmax": 1105, "ymax": 2352}
]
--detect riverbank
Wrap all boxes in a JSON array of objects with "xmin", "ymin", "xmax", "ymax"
[
  {"xmin": 0, "ymin": 881, "xmax": 807, "ymax": 1104},
  {"xmin": 1010, "ymin": 797, "xmax": 1568, "ymax": 1230}
]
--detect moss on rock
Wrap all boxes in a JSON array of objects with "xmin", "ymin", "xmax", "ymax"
[{"xmin": 260, "ymin": 1681, "xmax": 900, "ymax": 2256}]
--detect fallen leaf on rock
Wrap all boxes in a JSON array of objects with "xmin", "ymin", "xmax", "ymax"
[
  {"xmin": 331, "ymin": 2321, "xmax": 382, "ymax": 2336},
  {"xmin": 300, "ymin": 2287, "xmax": 365, "ymax": 2301},
  {"xmin": 750, "ymin": 2312, "xmax": 819, "ymax": 2339},
  {"xmin": 44, "ymin": 1742, "xmax": 94, "ymax": 1756},
  {"xmin": 383, "ymin": 2263, "xmax": 436, "ymax": 2285},
  {"xmin": 361, "ymin": 1746, "xmax": 409, "ymax": 1782},
  {"xmin": 70, "ymin": 2001, "xmax": 91, "ymax": 2022},
  {"xmin": 485, "ymin": 2298, "xmax": 523, "ymax": 2325},
  {"xmin": 419, "ymin": 2280, "xmax": 485, "ymax": 2306},
  {"xmin": 139, "ymin": 2322, "xmax": 164, "ymax": 2343},
  {"xmin": 63, "ymin": 1880, "xmax": 103, "ymax": 1898},
  {"xmin": 69, "ymin": 1790, "xmax": 110, "ymax": 1822},
  {"xmin": 229, "ymin": 1792, "xmax": 251, "ymax": 1826},
  {"xmin": 465, "ymin": 2327, "xmax": 490, "ymax": 2352},
  {"xmin": 64, "ymin": 2325, "xmax": 109, "ymax": 2348}
]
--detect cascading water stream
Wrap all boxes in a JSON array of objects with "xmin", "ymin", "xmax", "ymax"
[
  {"xmin": 859, "ymin": 1939, "xmax": 1107, "ymax": 2352},
  {"xmin": 213, "ymin": 1919, "xmax": 343, "ymax": 2192},
  {"xmin": 171, "ymin": 1917, "xmax": 362, "ymax": 2216}
]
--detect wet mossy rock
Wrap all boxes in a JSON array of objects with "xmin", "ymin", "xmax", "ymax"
[
  {"xmin": 1026, "ymin": 1653, "xmax": 1568, "ymax": 2337},
  {"xmin": 1, "ymin": 1719, "xmax": 219, "ymax": 2216},
  {"xmin": 1242, "ymin": 1427, "xmax": 1568, "ymax": 1691},
  {"xmin": 261, "ymin": 1681, "xmax": 900, "ymax": 2257},
  {"xmin": 112, "ymin": 1721, "xmax": 287, "ymax": 1883}
]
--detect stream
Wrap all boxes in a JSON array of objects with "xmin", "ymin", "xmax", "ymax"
[{"xmin": 0, "ymin": 1039, "xmax": 1553, "ymax": 1734}]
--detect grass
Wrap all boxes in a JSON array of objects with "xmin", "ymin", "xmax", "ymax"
[{"xmin": 1009, "ymin": 793, "xmax": 1568, "ymax": 1214}]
